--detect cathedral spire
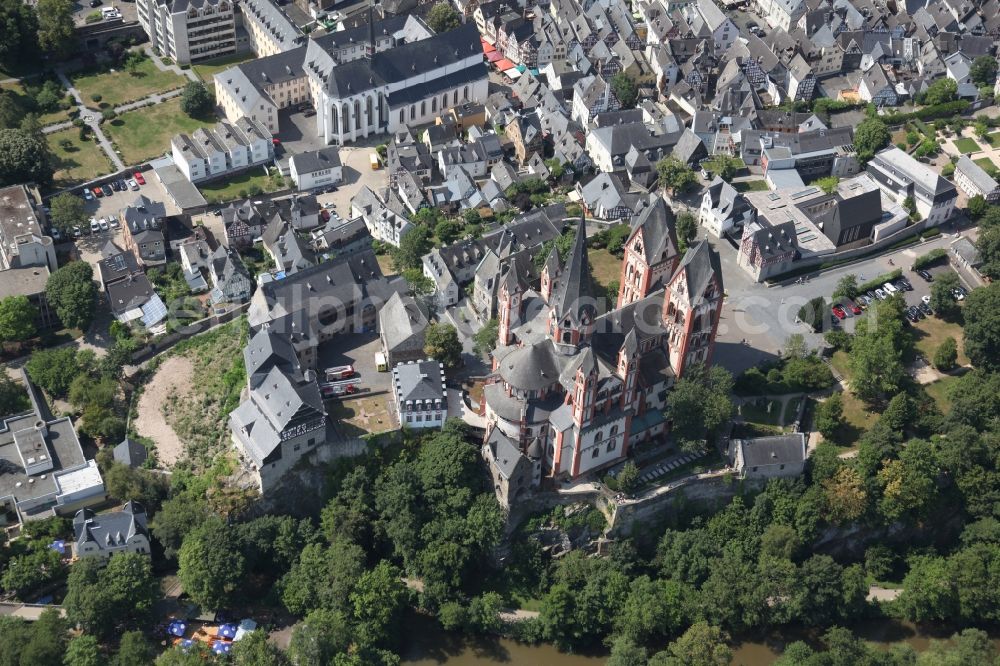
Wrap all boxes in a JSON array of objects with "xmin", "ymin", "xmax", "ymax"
[{"xmin": 366, "ymin": 0, "xmax": 376, "ymax": 58}]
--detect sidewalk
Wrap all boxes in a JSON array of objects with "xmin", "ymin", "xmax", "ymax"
[
  {"xmin": 144, "ymin": 46, "xmax": 198, "ymax": 82},
  {"xmin": 55, "ymin": 68, "xmax": 125, "ymax": 171}
]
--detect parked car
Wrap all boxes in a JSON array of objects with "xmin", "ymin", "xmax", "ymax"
[
  {"xmin": 883, "ymin": 282, "xmax": 898, "ymax": 295},
  {"xmin": 133, "ymin": 172, "xmax": 145, "ymax": 185},
  {"xmin": 89, "ymin": 219, "xmax": 100, "ymax": 233},
  {"xmin": 906, "ymin": 309, "xmax": 919, "ymax": 323},
  {"xmin": 50, "ymin": 227, "xmax": 62, "ymax": 241},
  {"xmin": 118, "ymin": 179, "xmax": 128, "ymax": 191},
  {"xmin": 895, "ymin": 279, "xmax": 913, "ymax": 292},
  {"xmin": 918, "ymin": 302, "xmax": 933, "ymax": 316},
  {"xmin": 921, "ymin": 294, "xmax": 931, "ymax": 305},
  {"xmin": 110, "ymin": 217, "xmax": 120, "ymax": 228},
  {"xmin": 82, "ymin": 188, "xmax": 94, "ymax": 200},
  {"xmin": 874, "ymin": 288, "xmax": 887, "ymax": 300},
  {"xmin": 128, "ymin": 178, "xmax": 139, "ymax": 190},
  {"xmin": 849, "ymin": 302, "xmax": 862, "ymax": 315},
  {"xmin": 908, "ymin": 306, "xmax": 924, "ymax": 320},
  {"xmin": 72, "ymin": 226, "xmax": 81, "ymax": 238},
  {"xmin": 953, "ymin": 288, "xmax": 965, "ymax": 301},
  {"xmin": 916, "ymin": 269, "xmax": 933, "ymax": 282},
  {"xmin": 98, "ymin": 218, "xmax": 109, "ymax": 232},
  {"xmin": 831, "ymin": 305, "xmax": 847, "ymax": 320}
]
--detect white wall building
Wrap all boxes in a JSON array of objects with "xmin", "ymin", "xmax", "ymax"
[
  {"xmin": 866, "ymin": 147, "xmax": 957, "ymax": 226},
  {"xmin": 171, "ymin": 118, "xmax": 273, "ymax": 183},
  {"xmin": 289, "ymin": 147, "xmax": 343, "ymax": 191},
  {"xmin": 392, "ymin": 360, "xmax": 447, "ymax": 430},
  {"xmin": 137, "ymin": 0, "xmax": 237, "ymax": 65}
]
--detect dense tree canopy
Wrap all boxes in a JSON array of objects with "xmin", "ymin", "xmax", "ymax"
[
  {"xmin": 426, "ymin": 2, "xmax": 460, "ymax": 32},
  {"xmin": 45, "ymin": 261, "xmax": 97, "ymax": 331},
  {"xmin": 424, "ymin": 322, "xmax": 462, "ymax": 368},
  {"xmin": 962, "ymin": 282, "xmax": 999, "ymax": 370},
  {"xmin": 180, "ymin": 81, "xmax": 213, "ymax": 117},
  {"xmin": 853, "ymin": 117, "xmax": 890, "ymax": 162},
  {"xmin": 611, "ymin": 73, "xmax": 638, "ymax": 109},
  {"xmin": 0, "ymin": 295, "xmax": 37, "ymax": 345},
  {"xmin": 665, "ymin": 364, "xmax": 734, "ymax": 451},
  {"xmin": 0, "ymin": 128, "xmax": 52, "ymax": 186}
]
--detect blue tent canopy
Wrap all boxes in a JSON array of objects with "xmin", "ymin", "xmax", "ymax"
[
  {"xmin": 212, "ymin": 641, "xmax": 232, "ymax": 656},
  {"xmin": 179, "ymin": 640, "xmax": 195, "ymax": 653},
  {"xmin": 49, "ymin": 540, "xmax": 66, "ymax": 554},
  {"xmin": 529, "ymin": 68, "xmax": 540, "ymax": 76},
  {"xmin": 168, "ymin": 620, "xmax": 187, "ymax": 637},
  {"xmin": 218, "ymin": 624, "xmax": 238, "ymax": 639},
  {"xmin": 515, "ymin": 64, "xmax": 526, "ymax": 73}
]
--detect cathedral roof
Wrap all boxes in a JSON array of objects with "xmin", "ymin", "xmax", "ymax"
[
  {"xmin": 549, "ymin": 217, "xmax": 596, "ymax": 327},
  {"xmin": 498, "ymin": 339, "xmax": 565, "ymax": 391},
  {"xmin": 628, "ymin": 197, "xmax": 679, "ymax": 268},
  {"xmin": 673, "ymin": 240, "xmax": 723, "ymax": 306}
]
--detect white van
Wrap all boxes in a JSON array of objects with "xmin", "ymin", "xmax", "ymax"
[{"xmin": 883, "ymin": 282, "xmax": 898, "ymax": 294}]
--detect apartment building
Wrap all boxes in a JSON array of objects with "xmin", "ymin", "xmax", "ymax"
[
  {"xmin": 137, "ymin": 0, "xmax": 237, "ymax": 65},
  {"xmin": 171, "ymin": 118, "xmax": 274, "ymax": 183},
  {"xmin": 0, "ymin": 184, "xmax": 56, "ymax": 273},
  {"xmin": 241, "ymin": 0, "xmax": 303, "ymax": 58},
  {"xmin": 866, "ymin": 147, "xmax": 957, "ymax": 226}
]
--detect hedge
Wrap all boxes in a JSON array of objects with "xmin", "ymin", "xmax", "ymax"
[
  {"xmin": 920, "ymin": 227, "xmax": 942, "ymax": 240},
  {"xmin": 913, "ymin": 248, "xmax": 947, "ymax": 270},
  {"xmin": 857, "ymin": 268, "xmax": 903, "ymax": 294},
  {"xmin": 884, "ymin": 100, "xmax": 971, "ymax": 125}
]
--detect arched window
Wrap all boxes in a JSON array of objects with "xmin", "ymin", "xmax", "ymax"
[
  {"xmin": 399, "ymin": 109, "xmax": 405, "ymax": 123},
  {"xmin": 366, "ymin": 96, "xmax": 373, "ymax": 126},
  {"xmin": 595, "ymin": 431, "xmax": 603, "ymax": 442},
  {"xmin": 420, "ymin": 100, "xmax": 426, "ymax": 116},
  {"xmin": 610, "ymin": 425, "xmax": 618, "ymax": 437},
  {"xmin": 410, "ymin": 104, "xmax": 416, "ymax": 119},
  {"xmin": 330, "ymin": 105, "xmax": 339, "ymax": 134},
  {"xmin": 353, "ymin": 100, "xmax": 361, "ymax": 130},
  {"xmin": 453, "ymin": 90, "xmax": 459, "ymax": 104},
  {"xmin": 463, "ymin": 85, "xmax": 469, "ymax": 100},
  {"xmin": 431, "ymin": 97, "xmax": 437, "ymax": 113},
  {"xmin": 341, "ymin": 103, "xmax": 350, "ymax": 133},
  {"xmin": 442, "ymin": 94, "xmax": 448, "ymax": 109}
]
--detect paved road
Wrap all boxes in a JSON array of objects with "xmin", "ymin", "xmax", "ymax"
[
  {"xmin": 55, "ymin": 68, "xmax": 125, "ymax": 171},
  {"xmin": 115, "ymin": 87, "xmax": 183, "ymax": 114},
  {"xmin": 710, "ymin": 226, "xmax": 972, "ymax": 376}
]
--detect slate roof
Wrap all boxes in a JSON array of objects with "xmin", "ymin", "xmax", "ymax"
[
  {"xmin": 73, "ymin": 501, "xmax": 148, "ymax": 552},
  {"xmin": 112, "ymin": 438, "xmax": 147, "ymax": 468},
  {"xmin": 485, "ymin": 426, "xmax": 526, "ymax": 479},
  {"xmin": 393, "ymin": 360, "xmax": 446, "ymax": 402},
  {"xmin": 549, "ymin": 217, "xmax": 596, "ymax": 328},
  {"xmin": 498, "ymin": 338, "xmax": 566, "ymax": 391},
  {"xmin": 628, "ymin": 197, "xmax": 678, "ymax": 267},
  {"xmin": 291, "ymin": 146, "xmax": 342, "ymax": 174},
  {"xmin": 379, "ymin": 292, "xmax": 428, "ymax": 353},
  {"xmin": 674, "ymin": 240, "xmax": 723, "ymax": 306},
  {"xmin": 737, "ymin": 433, "xmax": 806, "ymax": 467}
]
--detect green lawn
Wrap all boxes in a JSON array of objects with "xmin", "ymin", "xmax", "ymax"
[
  {"xmin": 71, "ymin": 57, "xmax": 187, "ymax": 109},
  {"xmin": 0, "ymin": 81, "xmax": 72, "ymax": 126},
  {"xmin": 924, "ymin": 375, "xmax": 959, "ymax": 415},
  {"xmin": 192, "ymin": 53, "xmax": 255, "ymax": 86},
  {"xmin": 588, "ymin": 247, "xmax": 621, "ymax": 290},
  {"xmin": 735, "ymin": 179, "xmax": 770, "ymax": 192},
  {"xmin": 376, "ymin": 253, "xmax": 397, "ymax": 278},
  {"xmin": 199, "ymin": 168, "xmax": 285, "ymax": 205},
  {"xmin": 954, "ymin": 137, "xmax": 982, "ymax": 154},
  {"xmin": 104, "ymin": 97, "xmax": 215, "ymax": 165},
  {"xmin": 741, "ymin": 398, "xmax": 783, "ymax": 425},
  {"xmin": 911, "ymin": 316, "xmax": 969, "ymax": 366},
  {"xmin": 46, "ymin": 128, "xmax": 113, "ymax": 189},
  {"xmin": 985, "ymin": 132, "xmax": 1000, "ymax": 147},
  {"xmin": 975, "ymin": 157, "xmax": 998, "ymax": 177}
]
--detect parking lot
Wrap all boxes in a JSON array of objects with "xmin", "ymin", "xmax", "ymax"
[{"xmin": 315, "ymin": 333, "xmax": 398, "ymax": 437}]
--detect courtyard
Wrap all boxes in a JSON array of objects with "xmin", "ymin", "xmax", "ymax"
[
  {"xmin": 316, "ymin": 333, "xmax": 397, "ymax": 438},
  {"xmin": 46, "ymin": 128, "xmax": 114, "ymax": 189},
  {"xmin": 104, "ymin": 97, "xmax": 216, "ymax": 165},
  {"xmin": 71, "ymin": 57, "xmax": 187, "ymax": 110}
]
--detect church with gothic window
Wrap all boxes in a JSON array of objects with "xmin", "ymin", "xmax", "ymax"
[{"xmin": 482, "ymin": 198, "xmax": 724, "ymax": 509}]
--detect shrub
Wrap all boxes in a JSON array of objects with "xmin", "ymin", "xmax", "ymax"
[
  {"xmin": 824, "ymin": 330, "xmax": 852, "ymax": 352},
  {"xmin": 857, "ymin": 269, "xmax": 903, "ymax": 295},
  {"xmin": 797, "ymin": 296, "xmax": 827, "ymax": 332},
  {"xmin": 933, "ymin": 338, "xmax": 958, "ymax": 371},
  {"xmin": 90, "ymin": 93, "xmax": 102, "ymax": 103},
  {"xmin": 912, "ymin": 248, "xmax": 947, "ymax": 270},
  {"xmin": 815, "ymin": 393, "xmax": 843, "ymax": 440}
]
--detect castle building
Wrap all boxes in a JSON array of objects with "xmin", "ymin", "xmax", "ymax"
[{"xmin": 482, "ymin": 201, "xmax": 724, "ymax": 507}]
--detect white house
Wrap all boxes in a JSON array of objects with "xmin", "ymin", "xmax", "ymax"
[
  {"xmin": 700, "ymin": 177, "xmax": 752, "ymax": 237},
  {"xmin": 757, "ymin": 0, "xmax": 805, "ymax": 32},
  {"xmin": 392, "ymin": 360, "xmax": 447, "ymax": 430},
  {"xmin": 866, "ymin": 147, "xmax": 957, "ymax": 226},
  {"xmin": 684, "ymin": 0, "xmax": 738, "ymax": 56},
  {"xmin": 954, "ymin": 155, "xmax": 1000, "ymax": 202},
  {"xmin": 171, "ymin": 119, "xmax": 273, "ymax": 184},
  {"xmin": 290, "ymin": 147, "xmax": 343, "ymax": 191}
]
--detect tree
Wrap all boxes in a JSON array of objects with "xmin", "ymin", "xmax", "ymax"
[
  {"xmin": 25, "ymin": 346, "xmax": 80, "ymax": 397},
  {"xmin": 832, "ymin": 274, "xmax": 858, "ymax": 300},
  {"xmin": 797, "ymin": 296, "xmax": 827, "ymax": 333},
  {"xmin": 18, "ymin": 608, "xmax": 66, "ymax": 666},
  {"xmin": 390, "ymin": 226, "xmax": 432, "ymax": 272},
  {"xmin": 0, "ymin": 295, "xmax": 37, "ymax": 345},
  {"xmin": 665, "ymin": 364, "xmax": 734, "ymax": 452},
  {"xmin": 933, "ymin": 337, "xmax": 958, "ymax": 371},
  {"xmin": 287, "ymin": 609, "xmax": 352, "ymax": 666},
  {"xmin": 848, "ymin": 304, "xmax": 906, "ymax": 404},
  {"xmin": 0, "ymin": 128, "xmax": 53, "ymax": 186},
  {"xmin": 924, "ymin": 78, "xmax": 958, "ymax": 105},
  {"xmin": 280, "ymin": 540, "xmax": 365, "ymax": 617},
  {"xmin": 656, "ymin": 157, "xmax": 696, "ymax": 193},
  {"xmin": 35, "ymin": 0, "xmax": 74, "ymax": 59},
  {"xmin": 978, "ymin": 223, "xmax": 1000, "ymax": 279},
  {"xmin": 401, "ymin": 268, "xmax": 434, "ymax": 297},
  {"xmin": 675, "ymin": 212, "xmax": 697, "ymax": 252},
  {"xmin": 0, "ymin": 0, "xmax": 39, "ymax": 72},
  {"xmin": 231, "ymin": 630, "xmax": 289, "ymax": 666},
  {"xmin": 652, "ymin": 621, "xmax": 732, "ymax": 666},
  {"xmin": 611, "ymin": 73, "xmax": 638, "ymax": 109},
  {"xmin": 424, "ymin": 322, "xmax": 462, "ymax": 368},
  {"xmin": 64, "ymin": 635, "xmax": 102, "ymax": 666},
  {"xmin": 971, "ymin": 56, "xmax": 999, "ymax": 87},
  {"xmin": 708, "ymin": 155, "xmax": 742, "ymax": 182},
  {"xmin": 878, "ymin": 439, "xmax": 937, "ymax": 520},
  {"xmin": 968, "ymin": 195, "xmax": 989, "ymax": 219},
  {"xmin": 815, "ymin": 393, "xmax": 843, "ymax": 440},
  {"xmin": 613, "ymin": 576, "xmax": 688, "ymax": 645},
  {"xmin": 899, "ymin": 555, "xmax": 958, "ymax": 622},
  {"xmin": 616, "ymin": 461, "xmax": 640, "ymax": 494},
  {"xmin": 350, "ymin": 561, "xmax": 407, "ymax": 648},
  {"xmin": 962, "ymin": 283, "xmax": 999, "ymax": 370},
  {"xmin": 822, "ymin": 465, "xmax": 867, "ymax": 523},
  {"xmin": 179, "ymin": 81, "xmax": 213, "ymax": 117},
  {"xmin": 0, "ymin": 369, "xmax": 28, "ymax": 416},
  {"xmin": 49, "ymin": 192, "xmax": 87, "ymax": 235},
  {"xmin": 113, "ymin": 631, "xmax": 154, "ymax": 666},
  {"xmin": 434, "ymin": 218, "xmax": 462, "ymax": 244},
  {"xmin": 178, "ymin": 518, "xmax": 247, "ymax": 610},
  {"xmin": 929, "ymin": 271, "xmax": 961, "ymax": 321},
  {"xmin": 472, "ymin": 318, "xmax": 498, "ymax": 356},
  {"xmin": 608, "ymin": 637, "xmax": 648, "ymax": 666},
  {"xmin": 64, "ymin": 553, "xmax": 158, "ymax": 639},
  {"xmin": 426, "ymin": 2, "xmax": 460, "ymax": 32},
  {"xmin": 46, "ymin": 261, "xmax": 97, "ymax": 330},
  {"xmin": 853, "ymin": 117, "xmax": 890, "ymax": 162}
]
